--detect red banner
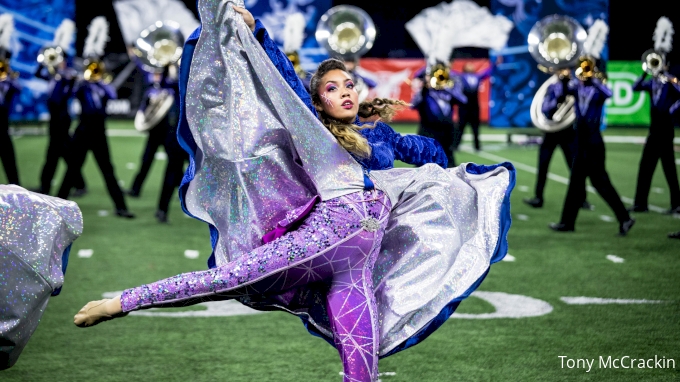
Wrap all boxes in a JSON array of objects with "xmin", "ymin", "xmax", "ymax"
[{"xmin": 357, "ymin": 58, "xmax": 490, "ymax": 122}]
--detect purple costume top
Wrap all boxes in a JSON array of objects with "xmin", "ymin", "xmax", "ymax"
[
  {"xmin": 411, "ymin": 66, "xmax": 468, "ymax": 125},
  {"xmin": 543, "ymin": 77, "xmax": 611, "ymax": 145},
  {"xmin": 633, "ymin": 72, "xmax": 680, "ymax": 133},
  {"xmin": 169, "ymin": 0, "xmax": 515, "ymax": 362}
]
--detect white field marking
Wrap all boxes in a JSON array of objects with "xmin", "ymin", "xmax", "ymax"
[
  {"xmin": 516, "ymin": 214, "xmax": 529, "ymax": 221},
  {"xmin": 184, "ymin": 249, "xmax": 199, "ymax": 259},
  {"xmin": 126, "ymin": 162, "xmax": 136, "ymax": 170},
  {"xmin": 449, "ymin": 133, "xmax": 680, "ymax": 145},
  {"xmin": 606, "ymin": 254, "xmax": 625, "ymax": 263},
  {"xmin": 652, "ymin": 187, "xmax": 664, "ymax": 194},
  {"xmin": 517, "ymin": 185, "xmax": 529, "ymax": 192},
  {"xmin": 451, "ymin": 291, "xmax": 553, "ymax": 319},
  {"xmin": 77, "ymin": 249, "xmax": 93, "ymax": 258},
  {"xmin": 502, "ymin": 254, "xmax": 516, "ymax": 262},
  {"xmin": 599, "ymin": 215, "xmax": 615, "ymax": 222},
  {"xmin": 97, "ymin": 210, "xmax": 109, "ymax": 217},
  {"xmin": 106, "ymin": 129, "xmax": 144, "ymax": 137},
  {"xmin": 459, "ymin": 147, "xmax": 668, "ymax": 214},
  {"xmin": 154, "ymin": 151, "xmax": 168, "ymax": 160},
  {"xmin": 118, "ymin": 180, "xmax": 125, "ymax": 187},
  {"xmin": 676, "ymin": 158, "xmax": 680, "ymax": 165},
  {"xmin": 560, "ymin": 297, "xmax": 664, "ymax": 305}
]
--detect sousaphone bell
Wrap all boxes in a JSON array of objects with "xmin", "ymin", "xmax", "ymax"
[
  {"xmin": 316, "ymin": 5, "xmax": 376, "ymax": 102},
  {"xmin": 528, "ymin": 15, "xmax": 587, "ymax": 132}
]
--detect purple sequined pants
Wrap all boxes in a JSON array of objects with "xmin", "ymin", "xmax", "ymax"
[{"xmin": 121, "ymin": 190, "xmax": 391, "ymax": 382}]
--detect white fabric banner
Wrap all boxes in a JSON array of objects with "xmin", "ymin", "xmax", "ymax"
[{"xmin": 113, "ymin": 0, "xmax": 200, "ymax": 44}]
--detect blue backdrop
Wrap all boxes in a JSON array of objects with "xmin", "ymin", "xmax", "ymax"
[
  {"xmin": 489, "ymin": 0, "xmax": 608, "ymax": 127},
  {"xmin": 1, "ymin": 1, "xmax": 76, "ymax": 121},
  {"xmin": 246, "ymin": 0, "xmax": 331, "ymax": 73}
]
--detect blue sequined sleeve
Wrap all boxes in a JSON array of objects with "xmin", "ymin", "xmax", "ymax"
[
  {"xmin": 252, "ymin": 20, "xmax": 316, "ymax": 116},
  {"xmin": 369, "ymin": 122, "xmax": 448, "ymax": 168}
]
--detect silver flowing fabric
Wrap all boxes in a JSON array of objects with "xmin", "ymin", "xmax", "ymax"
[
  {"xmin": 0, "ymin": 185, "xmax": 83, "ymax": 369},
  {"xmin": 370, "ymin": 164, "xmax": 511, "ymax": 355},
  {"xmin": 185, "ymin": 0, "xmax": 513, "ymax": 357},
  {"xmin": 183, "ymin": 0, "xmax": 365, "ymax": 265}
]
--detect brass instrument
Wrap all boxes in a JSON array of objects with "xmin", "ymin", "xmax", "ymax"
[
  {"xmin": 82, "ymin": 57, "xmax": 112, "ymax": 83},
  {"xmin": 132, "ymin": 21, "xmax": 184, "ymax": 132},
  {"xmin": 316, "ymin": 5, "xmax": 376, "ymax": 102},
  {"xmin": 286, "ymin": 51, "xmax": 306, "ymax": 79},
  {"xmin": 0, "ymin": 58, "xmax": 14, "ymax": 81},
  {"xmin": 641, "ymin": 49, "xmax": 678, "ymax": 84},
  {"xmin": 427, "ymin": 62, "xmax": 454, "ymax": 90},
  {"xmin": 528, "ymin": 15, "xmax": 587, "ymax": 132},
  {"xmin": 37, "ymin": 46, "xmax": 65, "ymax": 76},
  {"xmin": 574, "ymin": 55, "xmax": 606, "ymax": 82},
  {"xmin": 131, "ymin": 20, "xmax": 184, "ymax": 74}
]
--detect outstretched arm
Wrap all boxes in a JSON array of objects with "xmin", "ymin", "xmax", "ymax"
[
  {"xmin": 233, "ymin": 6, "xmax": 315, "ymax": 115},
  {"xmin": 375, "ymin": 122, "xmax": 448, "ymax": 168}
]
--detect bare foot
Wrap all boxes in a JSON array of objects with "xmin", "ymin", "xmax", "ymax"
[{"xmin": 74, "ymin": 296, "xmax": 127, "ymax": 327}]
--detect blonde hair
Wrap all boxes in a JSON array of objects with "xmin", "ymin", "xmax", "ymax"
[{"xmin": 310, "ymin": 59, "xmax": 408, "ymax": 158}]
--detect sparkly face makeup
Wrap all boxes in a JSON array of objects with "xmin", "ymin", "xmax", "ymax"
[{"xmin": 316, "ymin": 69, "xmax": 359, "ymax": 123}]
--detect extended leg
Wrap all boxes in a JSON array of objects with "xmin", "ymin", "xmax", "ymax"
[
  {"xmin": 658, "ymin": 138, "xmax": 680, "ymax": 209},
  {"xmin": 0, "ymin": 118, "xmax": 20, "ymax": 185},
  {"xmin": 130, "ymin": 125, "xmax": 166, "ymax": 195},
  {"xmin": 89, "ymin": 124, "xmax": 129, "ymax": 212}
]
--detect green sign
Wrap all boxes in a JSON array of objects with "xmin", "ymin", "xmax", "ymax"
[{"xmin": 604, "ymin": 61, "xmax": 650, "ymax": 126}]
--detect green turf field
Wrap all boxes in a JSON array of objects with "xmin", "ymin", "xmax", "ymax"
[{"xmin": 2, "ymin": 122, "xmax": 679, "ymax": 381}]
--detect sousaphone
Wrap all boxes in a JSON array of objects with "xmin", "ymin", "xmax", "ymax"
[
  {"xmin": 316, "ymin": 5, "xmax": 376, "ymax": 102},
  {"xmin": 528, "ymin": 15, "xmax": 587, "ymax": 132},
  {"xmin": 131, "ymin": 20, "xmax": 184, "ymax": 132}
]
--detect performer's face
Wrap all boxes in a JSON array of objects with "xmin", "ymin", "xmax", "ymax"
[{"xmin": 315, "ymin": 69, "xmax": 359, "ymax": 122}]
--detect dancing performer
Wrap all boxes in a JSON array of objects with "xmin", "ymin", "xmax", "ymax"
[
  {"xmin": 629, "ymin": 17, "xmax": 680, "ymax": 215},
  {"xmin": 548, "ymin": 21, "xmax": 635, "ymax": 236},
  {"xmin": 0, "ymin": 14, "xmax": 20, "ymax": 186},
  {"xmin": 1, "ymin": 184, "xmax": 82, "ymax": 369},
  {"xmin": 56, "ymin": 17, "xmax": 134, "ymax": 218},
  {"xmin": 411, "ymin": 62, "xmax": 467, "ymax": 167},
  {"xmin": 74, "ymin": 3, "xmax": 514, "ymax": 382},
  {"xmin": 524, "ymin": 69, "xmax": 592, "ymax": 210},
  {"xmin": 35, "ymin": 19, "xmax": 87, "ymax": 196}
]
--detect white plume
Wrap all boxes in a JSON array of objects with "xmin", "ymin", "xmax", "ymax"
[
  {"xmin": 653, "ymin": 16, "xmax": 674, "ymax": 53},
  {"xmin": 583, "ymin": 19, "xmax": 608, "ymax": 59},
  {"xmin": 53, "ymin": 19, "xmax": 76, "ymax": 51},
  {"xmin": 0, "ymin": 13, "xmax": 14, "ymax": 51},
  {"xmin": 283, "ymin": 12, "xmax": 306, "ymax": 53},
  {"xmin": 83, "ymin": 16, "xmax": 109, "ymax": 58}
]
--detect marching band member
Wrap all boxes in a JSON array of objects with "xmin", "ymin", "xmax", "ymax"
[
  {"xmin": 524, "ymin": 68, "xmax": 592, "ymax": 210},
  {"xmin": 451, "ymin": 61, "xmax": 495, "ymax": 151},
  {"xmin": 411, "ymin": 61, "xmax": 467, "ymax": 167},
  {"xmin": 629, "ymin": 17, "xmax": 680, "ymax": 215},
  {"xmin": 56, "ymin": 17, "xmax": 134, "ymax": 218},
  {"xmin": 0, "ymin": 14, "xmax": 20, "ymax": 186},
  {"xmin": 34, "ymin": 19, "xmax": 87, "ymax": 196},
  {"xmin": 547, "ymin": 21, "xmax": 635, "ymax": 236}
]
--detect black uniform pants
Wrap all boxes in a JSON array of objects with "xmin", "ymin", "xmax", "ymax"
[
  {"xmin": 0, "ymin": 111, "xmax": 19, "ymax": 185},
  {"xmin": 633, "ymin": 132, "xmax": 680, "ymax": 209},
  {"xmin": 560, "ymin": 142, "xmax": 630, "ymax": 227},
  {"xmin": 157, "ymin": 126, "xmax": 188, "ymax": 213},
  {"xmin": 417, "ymin": 121, "xmax": 456, "ymax": 168},
  {"xmin": 57, "ymin": 116, "xmax": 127, "ymax": 210},
  {"xmin": 39, "ymin": 108, "xmax": 85, "ymax": 194},
  {"xmin": 456, "ymin": 101, "xmax": 481, "ymax": 151},
  {"xmin": 534, "ymin": 128, "xmax": 577, "ymax": 200},
  {"xmin": 130, "ymin": 121, "xmax": 168, "ymax": 195}
]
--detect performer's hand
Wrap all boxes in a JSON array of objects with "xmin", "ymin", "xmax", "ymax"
[{"xmin": 233, "ymin": 6, "xmax": 255, "ymax": 32}]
